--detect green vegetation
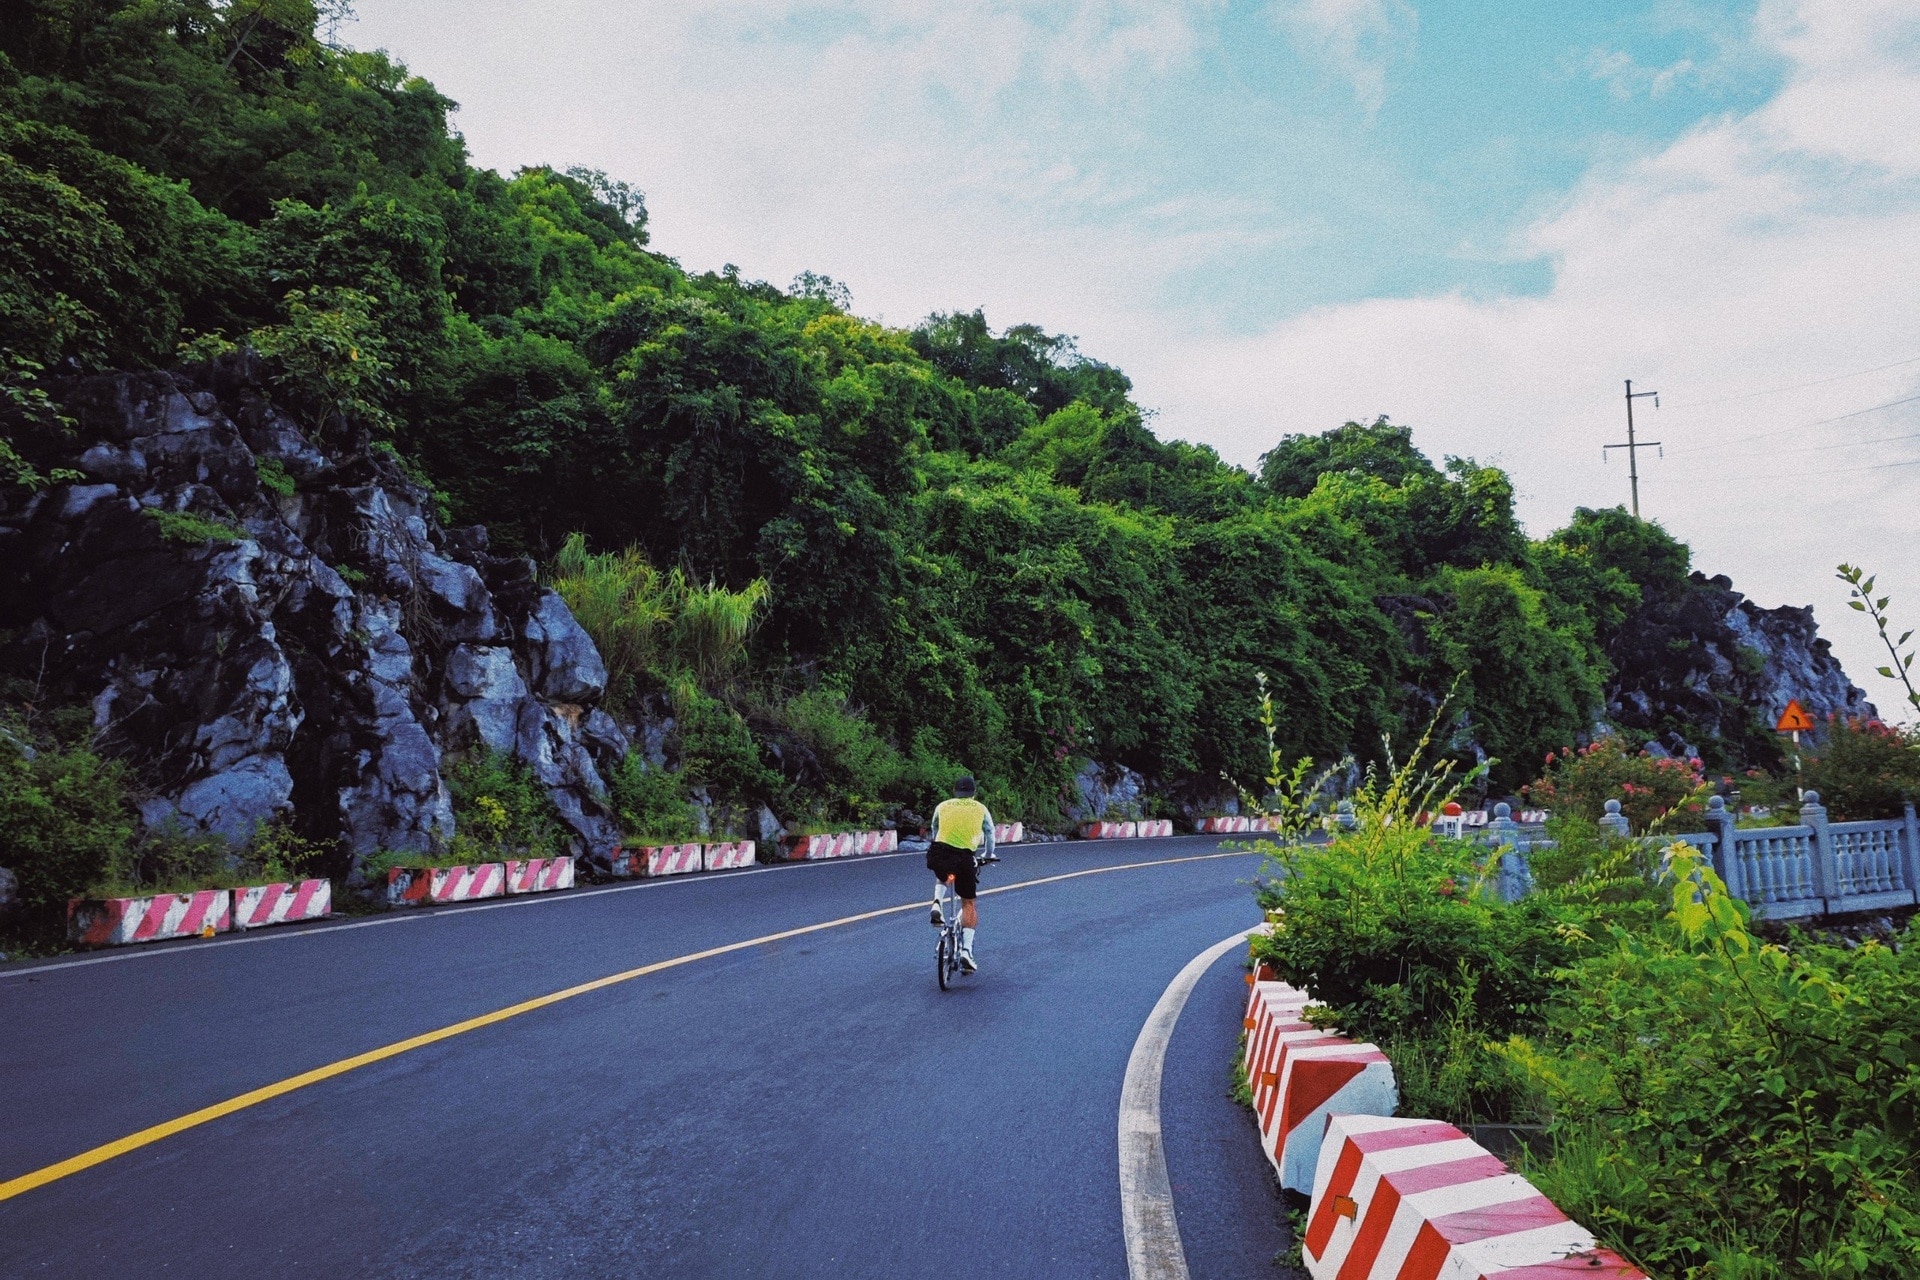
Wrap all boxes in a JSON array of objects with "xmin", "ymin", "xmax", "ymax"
[
  {"xmin": 1252, "ymin": 721, "xmax": 1919, "ymax": 1277},
  {"xmin": 144, "ymin": 506, "xmax": 245, "ymax": 544},
  {"xmin": 254, "ymin": 455, "xmax": 294, "ymax": 496},
  {"xmin": 1795, "ymin": 716, "xmax": 1920, "ymax": 820},
  {"xmin": 0, "ymin": 709, "xmax": 135, "ymax": 948},
  {"xmin": 1510, "ymin": 851, "xmax": 1920, "ymax": 1277},
  {"xmin": 444, "ymin": 750, "xmax": 562, "ymax": 863}
]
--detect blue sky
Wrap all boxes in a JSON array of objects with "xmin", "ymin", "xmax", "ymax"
[{"xmin": 352, "ymin": 0, "xmax": 1920, "ymax": 705}]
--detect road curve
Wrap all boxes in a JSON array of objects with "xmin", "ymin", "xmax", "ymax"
[{"xmin": 0, "ymin": 835, "xmax": 1287, "ymax": 1277}]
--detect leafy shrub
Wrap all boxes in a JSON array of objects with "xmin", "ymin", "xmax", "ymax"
[
  {"xmin": 444, "ymin": 750, "xmax": 562, "ymax": 861},
  {"xmin": 1796, "ymin": 716, "xmax": 1920, "ymax": 820},
  {"xmin": 672, "ymin": 684, "xmax": 777, "ymax": 806},
  {"xmin": 1523, "ymin": 735, "xmax": 1707, "ymax": 834},
  {"xmin": 247, "ymin": 287, "xmax": 404, "ymax": 434},
  {"xmin": 770, "ymin": 689, "xmax": 913, "ymax": 827},
  {"xmin": 1505, "ymin": 849, "xmax": 1920, "ymax": 1277},
  {"xmin": 605, "ymin": 752, "xmax": 701, "ymax": 842},
  {"xmin": 0, "ymin": 722, "xmax": 135, "ymax": 941}
]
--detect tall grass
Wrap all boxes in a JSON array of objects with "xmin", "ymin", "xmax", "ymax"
[{"xmin": 547, "ymin": 533, "xmax": 768, "ymax": 701}]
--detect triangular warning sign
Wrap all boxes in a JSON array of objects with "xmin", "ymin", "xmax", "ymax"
[{"xmin": 1776, "ymin": 699, "xmax": 1815, "ymax": 732}]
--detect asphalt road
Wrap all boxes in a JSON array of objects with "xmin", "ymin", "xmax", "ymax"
[{"xmin": 0, "ymin": 835, "xmax": 1290, "ymax": 1278}]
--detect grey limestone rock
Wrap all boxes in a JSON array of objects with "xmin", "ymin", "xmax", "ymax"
[
  {"xmin": 1070, "ymin": 761, "xmax": 1148, "ymax": 824},
  {"xmin": 525, "ymin": 589, "xmax": 607, "ymax": 703},
  {"xmin": 0, "ymin": 356, "xmax": 623, "ymax": 877}
]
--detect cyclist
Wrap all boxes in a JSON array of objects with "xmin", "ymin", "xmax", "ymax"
[{"xmin": 927, "ymin": 775, "xmax": 996, "ymax": 972}]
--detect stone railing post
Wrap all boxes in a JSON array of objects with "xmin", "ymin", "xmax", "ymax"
[
  {"xmin": 1486, "ymin": 803, "xmax": 1531, "ymax": 902},
  {"xmin": 1901, "ymin": 801, "xmax": 1920, "ymax": 902},
  {"xmin": 1800, "ymin": 790, "xmax": 1836, "ymax": 910},
  {"xmin": 1599, "ymin": 798, "xmax": 1630, "ymax": 839},
  {"xmin": 1704, "ymin": 794, "xmax": 1742, "ymax": 900}
]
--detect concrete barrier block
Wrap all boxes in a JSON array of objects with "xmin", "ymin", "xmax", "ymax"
[
  {"xmin": 1241, "ymin": 981, "xmax": 1399, "ymax": 1193},
  {"xmin": 702, "ymin": 840, "xmax": 757, "ymax": 871},
  {"xmin": 67, "ymin": 889, "xmax": 232, "ymax": 947},
  {"xmin": 1265, "ymin": 1044, "xmax": 1397, "ymax": 1194},
  {"xmin": 232, "ymin": 879, "xmax": 331, "ymax": 930},
  {"xmin": 504, "ymin": 857, "xmax": 575, "ymax": 894},
  {"xmin": 993, "ymin": 822, "xmax": 1025, "ymax": 845},
  {"xmin": 1137, "ymin": 818, "xmax": 1173, "ymax": 837},
  {"xmin": 786, "ymin": 829, "xmax": 898, "ymax": 860},
  {"xmin": 608, "ymin": 844, "xmax": 701, "ymax": 878},
  {"xmin": 385, "ymin": 864, "xmax": 505, "ymax": 906},
  {"xmin": 1304, "ymin": 1114, "xmax": 1646, "ymax": 1280}
]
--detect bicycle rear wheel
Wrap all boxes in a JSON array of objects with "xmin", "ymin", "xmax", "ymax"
[{"xmin": 937, "ymin": 929, "xmax": 954, "ymax": 991}]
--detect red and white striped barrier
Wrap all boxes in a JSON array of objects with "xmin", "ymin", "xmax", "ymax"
[
  {"xmin": 1081, "ymin": 819, "xmax": 1176, "ymax": 839},
  {"xmin": 232, "ymin": 879, "xmax": 331, "ymax": 930},
  {"xmin": 1196, "ymin": 815, "xmax": 1288, "ymax": 834},
  {"xmin": 785, "ymin": 829, "xmax": 899, "ymax": 860},
  {"xmin": 1303, "ymin": 1114, "xmax": 1645, "ymax": 1280},
  {"xmin": 993, "ymin": 822, "xmax": 1025, "ymax": 845},
  {"xmin": 611, "ymin": 843, "xmax": 703, "ymax": 878},
  {"xmin": 1241, "ymin": 980, "xmax": 1398, "ymax": 1193},
  {"xmin": 702, "ymin": 840, "xmax": 757, "ymax": 871},
  {"xmin": 385, "ymin": 863, "xmax": 505, "ymax": 906},
  {"xmin": 67, "ymin": 889, "xmax": 232, "ymax": 947},
  {"xmin": 505, "ymin": 856, "xmax": 575, "ymax": 894}
]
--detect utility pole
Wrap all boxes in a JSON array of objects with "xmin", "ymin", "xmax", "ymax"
[{"xmin": 1604, "ymin": 379, "xmax": 1661, "ymax": 517}]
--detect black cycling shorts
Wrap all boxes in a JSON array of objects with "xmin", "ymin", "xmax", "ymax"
[{"xmin": 926, "ymin": 842, "xmax": 978, "ymax": 900}]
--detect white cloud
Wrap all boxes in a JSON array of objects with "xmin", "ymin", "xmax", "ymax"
[
  {"xmin": 1272, "ymin": 0, "xmax": 1418, "ymax": 112},
  {"xmin": 1131, "ymin": 0, "xmax": 1920, "ymax": 704},
  {"xmin": 1582, "ymin": 47, "xmax": 1702, "ymax": 99}
]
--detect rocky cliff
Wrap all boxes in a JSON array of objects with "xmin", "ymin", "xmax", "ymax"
[
  {"xmin": 0, "ymin": 356, "xmax": 623, "ymax": 877},
  {"xmin": 1604, "ymin": 571, "xmax": 1874, "ymax": 764}
]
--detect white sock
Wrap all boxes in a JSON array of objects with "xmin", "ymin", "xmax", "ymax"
[{"xmin": 962, "ymin": 927, "xmax": 975, "ymax": 954}]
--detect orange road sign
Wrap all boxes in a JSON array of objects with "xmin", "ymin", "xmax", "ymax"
[{"xmin": 1775, "ymin": 699, "xmax": 1815, "ymax": 733}]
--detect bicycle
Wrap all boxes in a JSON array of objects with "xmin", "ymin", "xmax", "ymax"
[{"xmin": 935, "ymin": 849, "xmax": 998, "ymax": 990}]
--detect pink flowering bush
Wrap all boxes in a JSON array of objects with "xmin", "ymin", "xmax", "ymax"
[
  {"xmin": 1798, "ymin": 715, "xmax": 1920, "ymax": 820},
  {"xmin": 1522, "ymin": 736, "xmax": 1706, "ymax": 834}
]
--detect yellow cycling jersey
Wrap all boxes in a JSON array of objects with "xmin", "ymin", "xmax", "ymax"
[{"xmin": 930, "ymin": 797, "xmax": 992, "ymax": 851}]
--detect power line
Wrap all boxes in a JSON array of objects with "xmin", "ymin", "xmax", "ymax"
[
  {"xmin": 1769, "ymin": 429, "xmax": 1920, "ymax": 457},
  {"xmin": 1667, "ymin": 391, "xmax": 1920, "ymax": 456},
  {"xmin": 1802, "ymin": 455, "xmax": 1920, "ymax": 478},
  {"xmin": 1664, "ymin": 353, "xmax": 1920, "ymax": 410}
]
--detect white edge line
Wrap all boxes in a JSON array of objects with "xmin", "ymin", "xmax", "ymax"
[
  {"xmin": 1119, "ymin": 925, "xmax": 1259, "ymax": 1280},
  {"xmin": 1, "ymin": 836, "xmax": 1231, "ymax": 980}
]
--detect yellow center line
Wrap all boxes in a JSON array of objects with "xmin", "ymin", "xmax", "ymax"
[{"xmin": 0, "ymin": 848, "xmax": 1256, "ymax": 1203}]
